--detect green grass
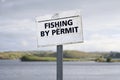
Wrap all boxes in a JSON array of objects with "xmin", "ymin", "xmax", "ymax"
[
  {"xmin": 21, "ymin": 55, "xmax": 54, "ymax": 61},
  {"xmin": 20, "ymin": 55, "xmax": 81, "ymax": 61}
]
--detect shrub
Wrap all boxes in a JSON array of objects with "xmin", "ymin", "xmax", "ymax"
[
  {"xmin": 95, "ymin": 56, "xmax": 105, "ymax": 62},
  {"xmin": 106, "ymin": 57, "xmax": 112, "ymax": 62}
]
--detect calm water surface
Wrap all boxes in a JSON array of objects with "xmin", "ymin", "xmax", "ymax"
[{"xmin": 0, "ymin": 60, "xmax": 120, "ymax": 80}]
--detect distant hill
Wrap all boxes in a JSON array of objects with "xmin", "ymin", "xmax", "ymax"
[
  {"xmin": 0, "ymin": 50, "xmax": 106, "ymax": 60},
  {"xmin": 1, "ymin": 50, "xmax": 120, "ymax": 62}
]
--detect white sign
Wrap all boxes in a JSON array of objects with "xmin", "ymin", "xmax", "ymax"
[{"xmin": 36, "ymin": 10, "xmax": 83, "ymax": 47}]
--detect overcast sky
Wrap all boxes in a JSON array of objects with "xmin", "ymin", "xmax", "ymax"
[{"xmin": 0, "ymin": 0, "xmax": 120, "ymax": 52}]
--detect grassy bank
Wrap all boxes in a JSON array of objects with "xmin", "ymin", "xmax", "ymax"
[
  {"xmin": 20, "ymin": 50, "xmax": 103, "ymax": 61},
  {"xmin": 21, "ymin": 55, "xmax": 56, "ymax": 61},
  {"xmin": 20, "ymin": 55, "xmax": 84, "ymax": 61}
]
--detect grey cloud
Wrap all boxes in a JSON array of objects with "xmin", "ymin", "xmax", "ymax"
[
  {"xmin": 1, "ymin": 0, "xmax": 120, "ymax": 19},
  {"xmin": 0, "ymin": 31, "xmax": 37, "ymax": 51}
]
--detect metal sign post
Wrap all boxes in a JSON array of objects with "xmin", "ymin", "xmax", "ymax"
[
  {"xmin": 57, "ymin": 45, "xmax": 63, "ymax": 80},
  {"xmin": 36, "ymin": 10, "xmax": 83, "ymax": 80}
]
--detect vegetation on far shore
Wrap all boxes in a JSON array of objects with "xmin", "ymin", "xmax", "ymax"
[{"xmin": 0, "ymin": 50, "xmax": 120, "ymax": 62}]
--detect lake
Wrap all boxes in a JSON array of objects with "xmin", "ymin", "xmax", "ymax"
[{"xmin": 0, "ymin": 60, "xmax": 120, "ymax": 80}]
